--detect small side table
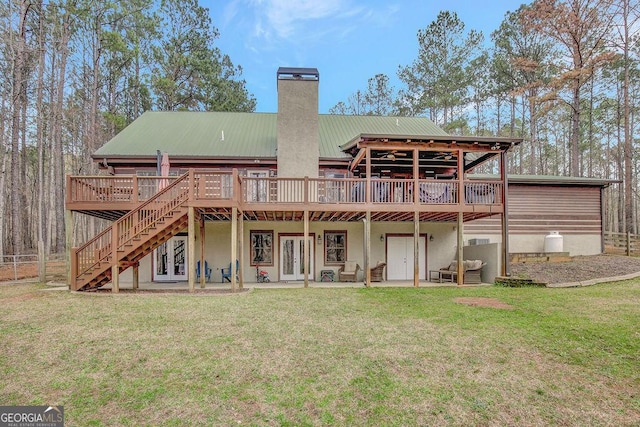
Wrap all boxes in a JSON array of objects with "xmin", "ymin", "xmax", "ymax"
[
  {"xmin": 320, "ymin": 270, "xmax": 335, "ymax": 282},
  {"xmin": 429, "ymin": 270, "xmax": 442, "ymax": 282}
]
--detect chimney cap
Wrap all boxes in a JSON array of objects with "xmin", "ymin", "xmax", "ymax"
[{"xmin": 277, "ymin": 67, "xmax": 319, "ymax": 81}]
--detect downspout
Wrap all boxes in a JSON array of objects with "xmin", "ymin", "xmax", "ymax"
[
  {"xmin": 501, "ymin": 151, "xmax": 511, "ymax": 276},
  {"xmin": 362, "ymin": 216, "xmax": 370, "ymax": 287},
  {"xmin": 600, "ymin": 186, "xmax": 605, "ymax": 254}
]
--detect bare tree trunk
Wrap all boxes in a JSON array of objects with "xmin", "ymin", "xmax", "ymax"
[
  {"xmin": 621, "ymin": 0, "xmax": 633, "ymax": 234},
  {"xmin": 571, "ymin": 85, "xmax": 581, "ymax": 177},
  {"xmin": 0, "ymin": 107, "xmax": 7, "ymax": 258},
  {"xmin": 528, "ymin": 95, "xmax": 537, "ymax": 175},
  {"xmin": 20, "ymin": 72, "xmax": 29, "ymax": 250},
  {"xmin": 9, "ymin": 1, "xmax": 31, "ymax": 255},
  {"xmin": 35, "ymin": 0, "xmax": 47, "ymax": 253},
  {"xmin": 51, "ymin": 7, "xmax": 71, "ymax": 253}
]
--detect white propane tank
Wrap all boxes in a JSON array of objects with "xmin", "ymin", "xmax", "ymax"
[{"xmin": 544, "ymin": 231, "xmax": 564, "ymax": 253}]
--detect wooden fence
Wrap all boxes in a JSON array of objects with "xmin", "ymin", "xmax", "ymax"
[{"xmin": 604, "ymin": 232, "xmax": 640, "ymax": 256}]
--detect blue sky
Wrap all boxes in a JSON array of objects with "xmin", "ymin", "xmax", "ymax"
[{"xmin": 204, "ymin": 0, "xmax": 527, "ymax": 113}]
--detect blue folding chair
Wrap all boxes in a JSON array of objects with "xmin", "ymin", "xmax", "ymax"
[
  {"xmin": 196, "ymin": 260, "xmax": 212, "ymax": 282},
  {"xmin": 221, "ymin": 260, "xmax": 239, "ymax": 283}
]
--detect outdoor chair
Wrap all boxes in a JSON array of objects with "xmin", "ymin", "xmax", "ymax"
[
  {"xmin": 221, "ymin": 260, "xmax": 239, "ymax": 283},
  {"xmin": 370, "ymin": 262, "xmax": 386, "ymax": 282},
  {"xmin": 438, "ymin": 260, "xmax": 485, "ymax": 284},
  {"xmin": 338, "ymin": 261, "xmax": 361, "ymax": 282},
  {"xmin": 196, "ymin": 260, "xmax": 212, "ymax": 282}
]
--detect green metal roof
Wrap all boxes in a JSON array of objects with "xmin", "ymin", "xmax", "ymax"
[
  {"xmin": 319, "ymin": 114, "xmax": 448, "ymax": 158},
  {"xmin": 469, "ymin": 174, "xmax": 617, "ymax": 187},
  {"xmin": 94, "ymin": 111, "xmax": 448, "ymax": 160},
  {"xmin": 93, "ymin": 111, "xmax": 277, "ymax": 158}
]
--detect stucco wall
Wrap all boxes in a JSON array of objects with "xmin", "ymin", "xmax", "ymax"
[
  {"xmin": 114, "ymin": 221, "xmax": 460, "ymax": 284},
  {"xmin": 463, "ymin": 243, "xmax": 502, "ymax": 283},
  {"xmin": 277, "ymin": 78, "xmax": 319, "ymax": 178},
  {"xmin": 508, "ymin": 234, "xmax": 601, "ymax": 256}
]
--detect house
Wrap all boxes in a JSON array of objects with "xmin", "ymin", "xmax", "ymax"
[{"xmin": 65, "ymin": 67, "xmax": 610, "ymax": 292}]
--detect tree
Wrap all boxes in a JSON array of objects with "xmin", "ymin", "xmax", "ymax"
[
  {"xmin": 364, "ymin": 74, "xmax": 394, "ymax": 116},
  {"xmin": 523, "ymin": 0, "xmax": 616, "ymax": 176},
  {"xmin": 492, "ymin": 5, "xmax": 556, "ymax": 174},
  {"xmin": 330, "ymin": 74, "xmax": 395, "ymax": 116},
  {"xmin": 7, "ymin": 0, "xmax": 33, "ymax": 255},
  {"xmin": 151, "ymin": 0, "xmax": 255, "ymax": 112},
  {"xmin": 398, "ymin": 10, "xmax": 483, "ymax": 129},
  {"xmin": 610, "ymin": 0, "xmax": 640, "ymax": 232}
]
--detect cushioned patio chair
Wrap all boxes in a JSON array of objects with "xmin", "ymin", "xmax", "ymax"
[
  {"xmin": 439, "ymin": 260, "xmax": 485, "ymax": 284},
  {"xmin": 338, "ymin": 261, "xmax": 361, "ymax": 282},
  {"xmin": 370, "ymin": 262, "xmax": 386, "ymax": 282},
  {"xmin": 463, "ymin": 260, "xmax": 486, "ymax": 284}
]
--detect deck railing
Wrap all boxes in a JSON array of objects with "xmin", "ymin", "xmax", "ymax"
[
  {"xmin": 464, "ymin": 181, "xmax": 503, "ymax": 205},
  {"xmin": 68, "ymin": 174, "xmax": 504, "ymax": 207},
  {"xmin": 72, "ymin": 172, "xmax": 192, "ymax": 284}
]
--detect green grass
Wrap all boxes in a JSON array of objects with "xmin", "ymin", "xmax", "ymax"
[{"xmin": 1, "ymin": 282, "xmax": 639, "ymax": 426}]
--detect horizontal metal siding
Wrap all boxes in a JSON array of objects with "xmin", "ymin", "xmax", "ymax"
[{"xmin": 464, "ymin": 185, "xmax": 602, "ymax": 235}]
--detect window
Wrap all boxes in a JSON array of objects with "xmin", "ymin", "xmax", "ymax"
[
  {"xmin": 250, "ymin": 230, "xmax": 273, "ymax": 266},
  {"xmin": 325, "ymin": 231, "xmax": 346, "ymax": 265}
]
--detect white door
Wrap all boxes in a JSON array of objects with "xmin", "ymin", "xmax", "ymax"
[
  {"xmin": 386, "ymin": 236, "xmax": 426, "ymax": 280},
  {"xmin": 154, "ymin": 236, "xmax": 188, "ymax": 281},
  {"xmin": 280, "ymin": 236, "xmax": 314, "ymax": 281}
]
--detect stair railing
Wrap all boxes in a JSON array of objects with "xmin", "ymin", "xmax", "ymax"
[{"xmin": 72, "ymin": 171, "xmax": 192, "ymax": 288}]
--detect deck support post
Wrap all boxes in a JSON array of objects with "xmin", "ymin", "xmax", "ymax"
[
  {"xmin": 111, "ymin": 265, "xmax": 119, "ymax": 293},
  {"xmin": 365, "ymin": 211, "xmax": 371, "ymax": 287},
  {"xmin": 132, "ymin": 263, "xmax": 139, "ymax": 290},
  {"xmin": 65, "ymin": 210, "xmax": 73, "ymax": 289},
  {"xmin": 414, "ymin": 211, "xmax": 420, "ymax": 287},
  {"xmin": 188, "ymin": 206, "xmax": 195, "ymax": 293},
  {"xmin": 304, "ymin": 210, "xmax": 309, "ymax": 287},
  {"xmin": 231, "ymin": 206, "xmax": 238, "ymax": 291},
  {"xmin": 111, "ymin": 218, "xmax": 119, "ymax": 293},
  {"xmin": 457, "ymin": 212, "xmax": 464, "ymax": 286},
  {"xmin": 200, "ymin": 215, "xmax": 205, "ymax": 288},
  {"xmin": 238, "ymin": 210, "xmax": 244, "ymax": 288},
  {"xmin": 365, "ymin": 147, "xmax": 371, "ymax": 204}
]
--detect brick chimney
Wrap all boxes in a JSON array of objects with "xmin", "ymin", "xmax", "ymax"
[{"xmin": 276, "ymin": 67, "xmax": 319, "ymax": 178}]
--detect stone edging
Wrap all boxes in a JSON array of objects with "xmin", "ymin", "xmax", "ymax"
[{"xmin": 547, "ymin": 271, "xmax": 640, "ymax": 288}]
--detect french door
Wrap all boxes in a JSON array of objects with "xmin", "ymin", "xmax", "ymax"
[
  {"xmin": 386, "ymin": 236, "xmax": 426, "ymax": 280},
  {"xmin": 279, "ymin": 235, "xmax": 314, "ymax": 281},
  {"xmin": 153, "ymin": 236, "xmax": 188, "ymax": 281}
]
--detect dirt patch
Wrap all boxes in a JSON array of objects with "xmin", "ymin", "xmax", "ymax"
[
  {"xmin": 510, "ymin": 254, "xmax": 640, "ymax": 284},
  {"xmin": 454, "ymin": 297, "xmax": 514, "ymax": 310},
  {"xmin": 2, "ymin": 293, "xmax": 44, "ymax": 303}
]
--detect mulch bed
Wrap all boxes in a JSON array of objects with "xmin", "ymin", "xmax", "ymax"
[{"xmin": 510, "ymin": 254, "xmax": 640, "ymax": 284}]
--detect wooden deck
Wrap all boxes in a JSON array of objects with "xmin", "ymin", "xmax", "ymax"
[{"xmin": 67, "ymin": 171, "xmax": 505, "ymax": 222}]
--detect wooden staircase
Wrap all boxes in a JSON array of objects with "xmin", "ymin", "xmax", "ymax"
[{"xmin": 71, "ymin": 172, "xmax": 192, "ymax": 291}]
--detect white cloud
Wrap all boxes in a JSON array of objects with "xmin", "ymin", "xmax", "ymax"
[
  {"xmin": 236, "ymin": 0, "xmax": 397, "ymax": 45},
  {"xmin": 263, "ymin": 0, "xmax": 352, "ymax": 38}
]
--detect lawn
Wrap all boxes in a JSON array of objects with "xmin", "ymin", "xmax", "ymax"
[{"xmin": 1, "ymin": 282, "xmax": 639, "ymax": 426}]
